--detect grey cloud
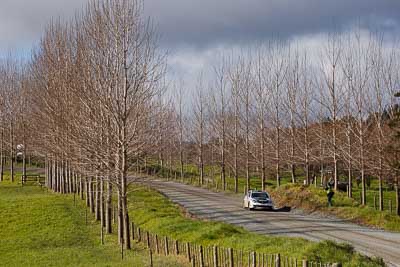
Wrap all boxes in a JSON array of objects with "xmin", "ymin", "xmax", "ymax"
[
  {"xmin": 1, "ymin": 0, "xmax": 399, "ymax": 57},
  {"xmin": 144, "ymin": 0, "xmax": 400, "ymax": 50},
  {"xmin": 0, "ymin": 0, "xmax": 88, "ymax": 53}
]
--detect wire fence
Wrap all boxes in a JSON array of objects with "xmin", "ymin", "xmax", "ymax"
[{"xmin": 131, "ymin": 223, "xmax": 341, "ymax": 267}]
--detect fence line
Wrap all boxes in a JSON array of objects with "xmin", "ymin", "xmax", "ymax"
[{"xmin": 131, "ymin": 223, "xmax": 341, "ymax": 267}]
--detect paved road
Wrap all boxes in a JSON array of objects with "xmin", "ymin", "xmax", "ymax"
[{"xmin": 142, "ymin": 179, "xmax": 400, "ymax": 266}]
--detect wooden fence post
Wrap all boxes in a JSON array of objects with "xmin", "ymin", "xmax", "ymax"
[
  {"xmin": 213, "ymin": 246, "xmax": 219, "ymax": 267},
  {"xmin": 155, "ymin": 234, "xmax": 159, "ymax": 254},
  {"xmin": 186, "ymin": 242, "xmax": 191, "ymax": 262},
  {"xmin": 228, "ymin": 247, "xmax": 234, "ymax": 267},
  {"xmin": 175, "ymin": 240, "xmax": 179, "ymax": 255},
  {"xmin": 165, "ymin": 237, "xmax": 169, "ymax": 255},
  {"xmin": 146, "ymin": 231, "xmax": 150, "ymax": 248},
  {"xmin": 302, "ymin": 259, "xmax": 308, "ymax": 267},
  {"xmin": 199, "ymin": 245, "xmax": 204, "ymax": 267},
  {"xmin": 131, "ymin": 222, "xmax": 135, "ymax": 240},
  {"xmin": 192, "ymin": 255, "xmax": 196, "ymax": 267},
  {"xmin": 275, "ymin": 253, "xmax": 281, "ymax": 267},
  {"xmin": 252, "ymin": 251, "xmax": 256, "ymax": 267}
]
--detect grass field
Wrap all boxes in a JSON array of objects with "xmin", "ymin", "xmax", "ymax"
[
  {"xmin": 0, "ymin": 173, "xmax": 187, "ymax": 267},
  {"xmin": 128, "ymin": 185, "xmax": 384, "ymax": 267}
]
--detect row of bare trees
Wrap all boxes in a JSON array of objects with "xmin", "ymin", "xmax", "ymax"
[
  {"xmin": 0, "ymin": 58, "xmax": 31, "ymax": 183},
  {"xmin": 1, "ymin": 5, "xmax": 400, "ymax": 251},
  {"xmin": 151, "ymin": 33, "xmax": 400, "ymax": 215},
  {"xmin": 0, "ymin": 0, "xmax": 165, "ymax": 249}
]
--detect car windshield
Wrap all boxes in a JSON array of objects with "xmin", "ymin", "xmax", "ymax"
[{"xmin": 251, "ymin": 192, "xmax": 268, "ymax": 199}]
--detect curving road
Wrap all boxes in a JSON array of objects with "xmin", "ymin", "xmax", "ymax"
[{"xmin": 141, "ymin": 178, "xmax": 400, "ymax": 267}]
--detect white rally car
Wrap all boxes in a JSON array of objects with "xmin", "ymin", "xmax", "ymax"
[{"xmin": 243, "ymin": 190, "xmax": 274, "ymax": 210}]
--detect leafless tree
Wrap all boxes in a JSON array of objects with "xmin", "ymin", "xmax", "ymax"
[{"xmin": 319, "ymin": 34, "xmax": 344, "ymax": 191}]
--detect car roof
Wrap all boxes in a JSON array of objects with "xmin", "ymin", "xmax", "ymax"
[{"xmin": 248, "ymin": 190, "xmax": 269, "ymax": 194}]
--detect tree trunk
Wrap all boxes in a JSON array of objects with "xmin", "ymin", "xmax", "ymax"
[
  {"xmin": 89, "ymin": 177, "xmax": 94, "ymax": 213},
  {"xmin": 100, "ymin": 178, "xmax": 105, "ymax": 228},
  {"xmin": 276, "ymin": 126, "xmax": 280, "ymax": 187},
  {"xmin": 106, "ymin": 180, "xmax": 112, "ymax": 234},
  {"xmin": 60, "ymin": 161, "xmax": 65, "ymax": 194},
  {"xmin": 95, "ymin": 176, "xmax": 100, "ymax": 221},
  {"xmin": 378, "ymin": 150, "xmax": 383, "ymax": 211},
  {"xmin": 52, "ymin": 159, "xmax": 57, "ymax": 191},
  {"xmin": 44, "ymin": 157, "xmax": 47, "ymax": 186},
  {"xmin": 304, "ymin": 127, "xmax": 310, "ymax": 186},
  {"xmin": 360, "ymin": 130, "xmax": 366, "ymax": 205},
  {"xmin": 348, "ymin": 164, "xmax": 352, "ymax": 198},
  {"xmin": 347, "ymin": 129, "xmax": 352, "ymax": 198},
  {"xmin": 221, "ymin": 138, "xmax": 226, "ymax": 191},
  {"xmin": 80, "ymin": 174, "xmax": 84, "ymax": 200},
  {"xmin": 290, "ymin": 127, "xmax": 296, "ymax": 184},
  {"xmin": 180, "ymin": 148, "xmax": 184, "ymax": 182},
  {"xmin": 10, "ymin": 121, "xmax": 14, "ymax": 183},
  {"xmin": 55, "ymin": 161, "xmax": 60, "ymax": 192},
  {"xmin": 22, "ymin": 144, "xmax": 26, "ymax": 180},
  {"xmin": 199, "ymin": 147, "xmax": 204, "ymax": 186},
  {"xmin": 260, "ymin": 118, "xmax": 266, "ymax": 191},
  {"xmin": 68, "ymin": 163, "xmax": 73, "ymax": 194},
  {"xmin": 396, "ymin": 177, "xmax": 400, "ymax": 216},
  {"xmin": 84, "ymin": 179, "xmax": 88, "ymax": 206},
  {"xmin": 121, "ymin": 136, "xmax": 130, "ymax": 249},
  {"xmin": 0, "ymin": 127, "xmax": 4, "ymax": 182},
  {"xmin": 117, "ymin": 190, "xmax": 123, "ymax": 245}
]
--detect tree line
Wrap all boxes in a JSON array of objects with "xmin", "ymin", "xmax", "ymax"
[
  {"xmin": 1, "ymin": 0, "xmax": 165, "ymax": 249},
  {"xmin": 149, "ymin": 34, "xmax": 400, "ymax": 215},
  {"xmin": 0, "ymin": 4, "xmax": 400, "ymax": 258}
]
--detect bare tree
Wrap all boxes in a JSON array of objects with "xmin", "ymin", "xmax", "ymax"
[
  {"xmin": 193, "ymin": 75, "xmax": 206, "ymax": 186},
  {"xmin": 341, "ymin": 32, "xmax": 371, "ymax": 205},
  {"xmin": 254, "ymin": 48, "xmax": 270, "ymax": 190},
  {"xmin": 210, "ymin": 60, "xmax": 228, "ymax": 190},
  {"xmin": 319, "ymin": 34, "xmax": 344, "ymax": 191},
  {"xmin": 267, "ymin": 44, "xmax": 288, "ymax": 187}
]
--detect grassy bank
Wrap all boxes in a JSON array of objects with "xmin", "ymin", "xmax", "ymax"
[
  {"xmin": 0, "ymin": 176, "xmax": 186, "ymax": 267},
  {"xmin": 272, "ymin": 184, "xmax": 400, "ymax": 232},
  {"xmin": 128, "ymin": 185, "xmax": 384, "ymax": 267}
]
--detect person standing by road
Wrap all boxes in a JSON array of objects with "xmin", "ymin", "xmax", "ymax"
[{"xmin": 326, "ymin": 182, "xmax": 335, "ymax": 207}]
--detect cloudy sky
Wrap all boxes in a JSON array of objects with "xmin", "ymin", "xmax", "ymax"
[{"xmin": 1, "ymin": 0, "xmax": 400, "ymax": 83}]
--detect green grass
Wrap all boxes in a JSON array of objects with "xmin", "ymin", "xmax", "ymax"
[
  {"xmin": 272, "ymin": 184, "xmax": 400, "ymax": 232},
  {"xmin": 128, "ymin": 185, "xmax": 384, "ymax": 267},
  {"xmin": 0, "ymin": 175, "xmax": 187, "ymax": 267}
]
